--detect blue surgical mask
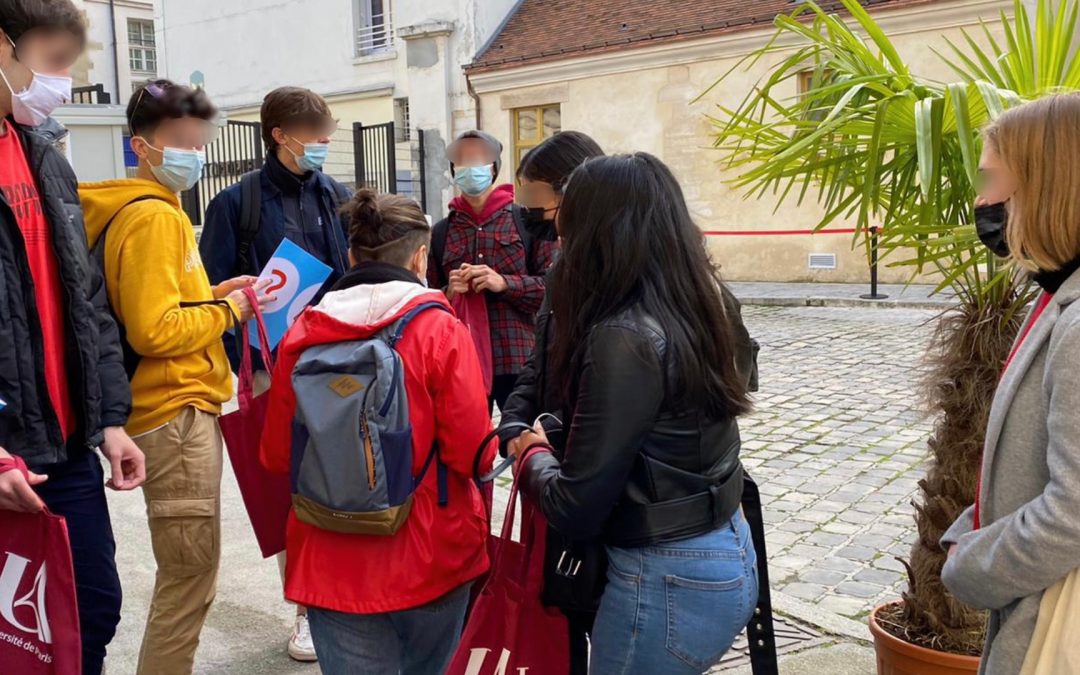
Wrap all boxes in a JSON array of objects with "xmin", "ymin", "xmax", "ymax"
[
  {"xmin": 141, "ymin": 140, "xmax": 206, "ymax": 193},
  {"xmin": 454, "ymin": 165, "xmax": 494, "ymax": 196},
  {"xmin": 286, "ymin": 137, "xmax": 330, "ymax": 172}
]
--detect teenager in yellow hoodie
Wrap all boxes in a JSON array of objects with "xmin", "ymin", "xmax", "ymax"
[{"xmin": 79, "ymin": 80, "xmax": 269, "ymax": 675}]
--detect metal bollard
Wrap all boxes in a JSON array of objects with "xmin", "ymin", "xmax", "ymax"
[{"xmin": 860, "ymin": 226, "xmax": 889, "ymax": 300}]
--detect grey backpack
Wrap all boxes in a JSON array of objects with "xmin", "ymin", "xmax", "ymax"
[{"xmin": 289, "ymin": 301, "xmax": 450, "ymax": 535}]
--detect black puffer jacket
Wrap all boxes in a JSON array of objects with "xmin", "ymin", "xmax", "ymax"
[
  {"xmin": 518, "ymin": 302, "xmax": 750, "ymax": 548},
  {"xmin": 0, "ymin": 119, "xmax": 131, "ymax": 468}
]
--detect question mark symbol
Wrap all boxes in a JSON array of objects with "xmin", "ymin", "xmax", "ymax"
[{"xmin": 266, "ymin": 269, "xmax": 288, "ymax": 296}]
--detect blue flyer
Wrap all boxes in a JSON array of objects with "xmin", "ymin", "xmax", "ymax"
[{"xmin": 251, "ymin": 239, "xmax": 333, "ymax": 351}]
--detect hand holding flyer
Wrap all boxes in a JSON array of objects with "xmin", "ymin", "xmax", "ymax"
[{"xmin": 250, "ymin": 239, "xmax": 333, "ymax": 351}]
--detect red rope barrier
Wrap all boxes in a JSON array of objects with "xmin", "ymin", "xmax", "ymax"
[{"xmin": 703, "ymin": 228, "xmax": 860, "ymax": 236}]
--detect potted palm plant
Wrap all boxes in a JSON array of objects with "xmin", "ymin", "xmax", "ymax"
[{"xmin": 709, "ymin": 0, "xmax": 1080, "ymax": 671}]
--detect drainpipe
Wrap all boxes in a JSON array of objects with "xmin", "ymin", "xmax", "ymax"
[
  {"xmin": 466, "ymin": 71, "xmax": 481, "ymax": 129},
  {"xmin": 108, "ymin": 0, "xmax": 122, "ymax": 103}
]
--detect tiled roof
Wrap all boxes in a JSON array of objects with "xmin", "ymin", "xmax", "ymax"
[{"xmin": 468, "ymin": 0, "xmax": 922, "ymax": 72}]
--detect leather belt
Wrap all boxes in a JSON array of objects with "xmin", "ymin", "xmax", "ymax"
[{"xmin": 604, "ymin": 463, "xmax": 745, "ymax": 548}]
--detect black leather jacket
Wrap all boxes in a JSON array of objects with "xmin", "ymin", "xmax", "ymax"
[
  {"xmin": 0, "ymin": 119, "xmax": 131, "ymax": 468},
  {"xmin": 519, "ymin": 304, "xmax": 747, "ymax": 548}
]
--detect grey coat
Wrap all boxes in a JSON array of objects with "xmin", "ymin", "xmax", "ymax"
[{"xmin": 941, "ymin": 267, "xmax": 1080, "ymax": 675}]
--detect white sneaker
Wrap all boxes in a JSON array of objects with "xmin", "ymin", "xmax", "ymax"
[{"xmin": 288, "ymin": 614, "xmax": 318, "ymax": 663}]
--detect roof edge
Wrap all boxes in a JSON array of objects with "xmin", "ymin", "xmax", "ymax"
[
  {"xmin": 473, "ymin": 0, "xmax": 530, "ymax": 64},
  {"xmin": 465, "ymin": 0, "xmax": 920, "ymax": 73}
]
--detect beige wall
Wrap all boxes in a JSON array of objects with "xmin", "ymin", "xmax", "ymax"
[{"xmin": 474, "ymin": 4, "xmax": 1005, "ymax": 283}]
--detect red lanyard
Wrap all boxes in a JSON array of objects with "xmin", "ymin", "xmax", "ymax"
[{"xmin": 973, "ymin": 291, "xmax": 1053, "ymax": 530}]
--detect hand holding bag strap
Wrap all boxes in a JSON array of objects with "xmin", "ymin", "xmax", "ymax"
[
  {"xmin": 0, "ymin": 454, "xmax": 28, "ymax": 479},
  {"xmin": 0, "ymin": 455, "xmax": 53, "ymax": 517},
  {"xmin": 473, "ymin": 422, "xmax": 535, "ymax": 484}
]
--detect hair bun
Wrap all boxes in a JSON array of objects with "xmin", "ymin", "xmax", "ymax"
[{"xmin": 345, "ymin": 188, "xmax": 388, "ymax": 248}]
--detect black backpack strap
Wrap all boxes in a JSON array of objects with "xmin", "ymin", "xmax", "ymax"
[
  {"xmin": 92, "ymin": 195, "xmax": 172, "ymax": 379},
  {"xmin": 415, "ymin": 443, "xmax": 449, "ymax": 507},
  {"xmin": 510, "ymin": 204, "xmax": 538, "ymax": 276},
  {"xmin": 236, "ymin": 170, "xmax": 262, "ymax": 277},
  {"xmin": 742, "ymin": 472, "xmax": 779, "ymax": 675},
  {"xmin": 431, "ymin": 216, "xmax": 450, "ymax": 289}
]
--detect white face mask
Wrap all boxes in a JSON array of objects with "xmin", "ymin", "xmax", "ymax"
[{"xmin": 0, "ymin": 37, "xmax": 72, "ymax": 127}]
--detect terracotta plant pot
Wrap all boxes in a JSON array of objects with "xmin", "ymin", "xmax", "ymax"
[{"xmin": 869, "ymin": 602, "xmax": 981, "ymax": 675}]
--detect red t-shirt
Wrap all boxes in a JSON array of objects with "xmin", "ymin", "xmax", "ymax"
[{"xmin": 0, "ymin": 124, "xmax": 75, "ymax": 440}]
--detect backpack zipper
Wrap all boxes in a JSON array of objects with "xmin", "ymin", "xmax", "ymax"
[{"xmin": 361, "ymin": 411, "xmax": 377, "ymax": 490}]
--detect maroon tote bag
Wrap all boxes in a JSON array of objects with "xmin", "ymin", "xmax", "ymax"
[
  {"xmin": 447, "ymin": 448, "xmax": 569, "ymax": 675},
  {"xmin": 0, "ymin": 458, "xmax": 82, "ymax": 675},
  {"xmin": 452, "ymin": 292, "xmax": 494, "ymax": 395},
  {"xmin": 219, "ymin": 288, "xmax": 292, "ymax": 558}
]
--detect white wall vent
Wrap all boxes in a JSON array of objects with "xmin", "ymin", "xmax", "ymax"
[{"xmin": 808, "ymin": 253, "xmax": 837, "ymax": 270}]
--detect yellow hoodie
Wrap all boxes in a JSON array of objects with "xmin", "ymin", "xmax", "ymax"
[{"xmin": 80, "ymin": 179, "xmax": 239, "ymax": 436}]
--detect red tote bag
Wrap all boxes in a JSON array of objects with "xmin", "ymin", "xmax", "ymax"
[
  {"xmin": 219, "ymin": 288, "xmax": 292, "ymax": 558},
  {"xmin": 447, "ymin": 449, "xmax": 569, "ymax": 675},
  {"xmin": 0, "ymin": 459, "xmax": 81, "ymax": 675},
  {"xmin": 452, "ymin": 292, "xmax": 494, "ymax": 395}
]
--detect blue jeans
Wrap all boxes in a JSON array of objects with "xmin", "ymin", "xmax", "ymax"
[
  {"xmin": 34, "ymin": 451, "xmax": 123, "ymax": 675},
  {"xmin": 307, "ymin": 583, "xmax": 472, "ymax": 675},
  {"xmin": 590, "ymin": 511, "xmax": 758, "ymax": 675}
]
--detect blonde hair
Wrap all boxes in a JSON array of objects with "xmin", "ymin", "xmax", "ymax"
[{"xmin": 984, "ymin": 93, "xmax": 1080, "ymax": 272}]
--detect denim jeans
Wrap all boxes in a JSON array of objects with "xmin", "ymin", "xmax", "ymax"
[
  {"xmin": 34, "ymin": 451, "xmax": 123, "ymax": 675},
  {"xmin": 307, "ymin": 582, "xmax": 472, "ymax": 675},
  {"xmin": 590, "ymin": 510, "xmax": 758, "ymax": 675}
]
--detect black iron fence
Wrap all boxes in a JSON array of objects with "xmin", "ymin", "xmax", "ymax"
[
  {"xmin": 71, "ymin": 84, "xmax": 111, "ymax": 105},
  {"xmin": 182, "ymin": 120, "xmax": 264, "ymax": 227},
  {"xmin": 353, "ymin": 122, "xmax": 427, "ymax": 212}
]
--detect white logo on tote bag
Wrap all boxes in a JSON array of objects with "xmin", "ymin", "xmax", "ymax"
[
  {"xmin": 463, "ymin": 647, "xmax": 529, "ymax": 675},
  {"xmin": 0, "ymin": 552, "xmax": 51, "ymax": 644}
]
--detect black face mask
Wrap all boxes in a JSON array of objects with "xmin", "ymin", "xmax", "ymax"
[
  {"xmin": 521, "ymin": 207, "xmax": 559, "ymax": 242},
  {"xmin": 975, "ymin": 201, "xmax": 1010, "ymax": 258}
]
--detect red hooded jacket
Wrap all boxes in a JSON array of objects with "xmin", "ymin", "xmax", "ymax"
[{"xmin": 261, "ymin": 265, "xmax": 496, "ymax": 614}]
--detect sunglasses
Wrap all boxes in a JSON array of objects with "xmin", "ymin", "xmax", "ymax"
[{"xmin": 131, "ymin": 81, "xmax": 170, "ymax": 119}]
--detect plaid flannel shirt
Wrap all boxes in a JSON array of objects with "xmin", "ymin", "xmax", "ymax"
[{"xmin": 429, "ymin": 205, "xmax": 557, "ymax": 376}]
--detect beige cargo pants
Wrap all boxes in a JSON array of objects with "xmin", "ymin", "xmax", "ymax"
[{"xmin": 135, "ymin": 406, "xmax": 223, "ymax": 675}]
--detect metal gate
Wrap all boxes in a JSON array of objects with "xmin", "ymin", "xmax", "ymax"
[
  {"xmin": 353, "ymin": 122, "xmax": 427, "ymax": 212},
  {"xmin": 182, "ymin": 120, "xmax": 264, "ymax": 227}
]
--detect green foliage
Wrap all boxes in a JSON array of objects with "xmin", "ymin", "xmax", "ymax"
[{"xmin": 707, "ymin": 0, "xmax": 1080, "ymax": 316}]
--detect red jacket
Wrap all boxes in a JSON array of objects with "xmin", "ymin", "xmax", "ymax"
[{"xmin": 261, "ymin": 265, "xmax": 496, "ymax": 614}]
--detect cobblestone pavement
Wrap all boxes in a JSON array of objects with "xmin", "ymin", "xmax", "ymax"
[{"xmin": 739, "ymin": 305, "xmax": 937, "ymax": 620}]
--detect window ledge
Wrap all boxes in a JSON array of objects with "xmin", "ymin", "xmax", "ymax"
[{"xmin": 353, "ymin": 49, "xmax": 398, "ymax": 66}]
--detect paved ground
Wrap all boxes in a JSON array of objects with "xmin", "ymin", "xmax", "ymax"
[
  {"xmin": 738, "ymin": 305, "xmax": 935, "ymax": 623},
  {"xmin": 103, "ymin": 303, "xmax": 938, "ymax": 673},
  {"xmin": 729, "ymin": 281, "xmax": 953, "ymax": 309}
]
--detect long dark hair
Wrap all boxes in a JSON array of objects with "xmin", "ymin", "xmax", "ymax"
[
  {"xmin": 550, "ymin": 153, "xmax": 751, "ymax": 418},
  {"xmin": 517, "ymin": 131, "xmax": 605, "ymax": 189}
]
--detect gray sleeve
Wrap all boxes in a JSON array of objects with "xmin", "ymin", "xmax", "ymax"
[
  {"xmin": 941, "ymin": 321, "xmax": 1080, "ymax": 610},
  {"xmin": 939, "ymin": 505, "xmax": 975, "ymax": 550}
]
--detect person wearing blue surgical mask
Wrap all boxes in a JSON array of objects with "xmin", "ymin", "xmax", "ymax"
[
  {"xmin": 429, "ymin": 130, "xmax": 559, "ymax": 413},
  {"xmin": 198, "ymin": 86, "xmax": 353, "ymax": 664},
  {"xmin": 78, "ymin": 79, "xmax": 272, "ymax": 675}
]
